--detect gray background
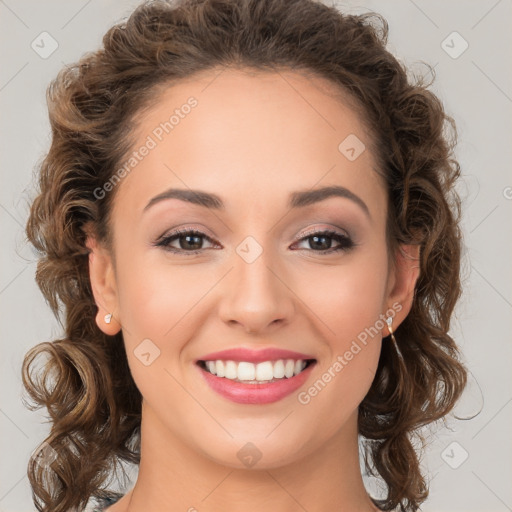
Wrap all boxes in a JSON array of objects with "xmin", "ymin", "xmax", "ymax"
[{"xmin": 1, "ymin": 1, "xmax": 511, "ymax": 511}]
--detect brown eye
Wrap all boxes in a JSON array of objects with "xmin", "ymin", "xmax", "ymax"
[
  {"xmin": 293, "ymin": 230, "xmax": 355, "ymax": 254},
  {"xmin": 155, "ymin": 229, "xmax": 218, "ymax": 254}
]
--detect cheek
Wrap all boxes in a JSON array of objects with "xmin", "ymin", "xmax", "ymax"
[
  {"xmin": 335, "ymin": 270, "xmax": 387, "ymax": 344},
  {"xmin": 298, "ymin": 251, "xmax": 389, "ymax": 348},
  {"xmin": 114, "ymin": 252, "xmax": 215, "ymax": 404},
  {"xmin": 115, "ymin": 248, "xmax": 213, "ymax": 339},
  {"xmin": 294, "ymin": 251, "xmax": 388, "ymax": 407}
]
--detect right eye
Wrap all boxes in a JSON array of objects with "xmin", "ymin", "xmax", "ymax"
[{"xmin": 154, "ymin": 228, "xmax": 220, "ymax": 255}]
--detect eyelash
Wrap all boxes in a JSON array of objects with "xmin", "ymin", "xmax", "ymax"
[{"xmin": 154, "ymin": 227, "xmax": 355, "ymax": 255}]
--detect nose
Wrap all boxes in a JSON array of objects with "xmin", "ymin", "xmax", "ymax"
[{"xmin": 218, "ymin": 247, "xmax": 295, "ymax": 335}]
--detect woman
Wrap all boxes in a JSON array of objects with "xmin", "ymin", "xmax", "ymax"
[{"xmin": 22, "ymin": 0, "xmax": 468, "ymax": 511}]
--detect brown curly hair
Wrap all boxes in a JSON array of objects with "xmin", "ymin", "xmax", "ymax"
[{"xmin": 22, "ymin": 0, "xmax": 468, "ymax": 511}]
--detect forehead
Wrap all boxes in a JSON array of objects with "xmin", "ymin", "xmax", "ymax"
[{"xmin": 111, "ymin": 68, "xmax": 384, "ymax": 221}]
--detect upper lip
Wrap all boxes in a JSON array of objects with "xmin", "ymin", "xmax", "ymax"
[{"xmin": 197, "ymin": 347, "xmax": 316, "ymax": 363}]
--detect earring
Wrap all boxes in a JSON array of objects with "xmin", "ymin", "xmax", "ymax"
[
  {"xmin": 386, "ymin": 315, "xmax": 404, "ymax": 360},
  {"xmin": 385, "ymin": 316, "xmax": 396, "ymax": 343},
  {"xmin": 104, "ymin": 313, "xmax": 112, "ymax": 324}
]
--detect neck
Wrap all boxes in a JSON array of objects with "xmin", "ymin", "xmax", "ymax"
[{"xmin": 124, "ymin": 402, "xmax": 379, "ymax": 512}]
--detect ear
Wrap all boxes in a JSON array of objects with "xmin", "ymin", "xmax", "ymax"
[
  {"xmin": 84, "ymin": 222, "xmax": 122, "ymax": 336},
  {"xmin": 384, "ymin": 244, "xmax": 421, "ymax": 334}
]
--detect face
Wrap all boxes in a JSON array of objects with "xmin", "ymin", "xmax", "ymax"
[{"xmin": 87, "ymin": 68, "xmax": 419, "ymax": 470}]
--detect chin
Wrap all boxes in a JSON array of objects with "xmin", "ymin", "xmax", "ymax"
[{"xmin": 201, "ymin": 437, "xmax": 310, "ymax": 470}]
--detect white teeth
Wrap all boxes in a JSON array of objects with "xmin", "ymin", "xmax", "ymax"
[
  {"xmin": 284, "ymin": 359, "xmax": 295, "ymax": 378},
  {"xmin": 255, "ymin": 361, "xmax": 274, "ymax": 381},
  {"xmin": 224, "ymin": 360, "xmax": 238, "ymax": 379},
  {"xmin": 202, "ymin": 358, "xmax": 309, "ymax": 381},
  {"xmin": 215, "ymin": 360, "xmax": 225, "ymax": 378},
  {"xmin": 237, "ymin": 361, "xmax": 255, "ymax": 381},
  {"xmin": 273, "ymin": 359, "xmax": 285, "ymax": 378}
]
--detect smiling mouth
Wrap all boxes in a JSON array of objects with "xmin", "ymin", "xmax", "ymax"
[{"xmin": 197, "ymin": 358, "xmax": 316, "ymax": 384}]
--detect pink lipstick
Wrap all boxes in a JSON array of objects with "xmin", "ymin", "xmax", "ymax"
[{"xmin": 196, "ymin": 347, "xmax": 316, "ymax": 404}]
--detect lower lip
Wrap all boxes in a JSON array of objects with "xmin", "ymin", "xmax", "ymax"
[{"xmin": 197, "ymin": 362, "xmax": 316, "ymax": 404}]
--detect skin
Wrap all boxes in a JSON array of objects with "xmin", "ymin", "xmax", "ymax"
[{"xmin": 86, "ymin": 68, "xmax": 420, "ymax": 512}]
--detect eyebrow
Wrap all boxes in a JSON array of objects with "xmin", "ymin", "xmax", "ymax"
[{"xmin": 143, "ymin": 185, "xmax": 371, "ymax": 219}]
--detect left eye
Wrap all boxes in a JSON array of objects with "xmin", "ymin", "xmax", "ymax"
[
  {"xmin": 154, "ymin": 228, "xmax": 355, "ymax": 255},
  {"xmin": 293, "ymin": 229, "xmax": 354, "ymax": 253}
]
